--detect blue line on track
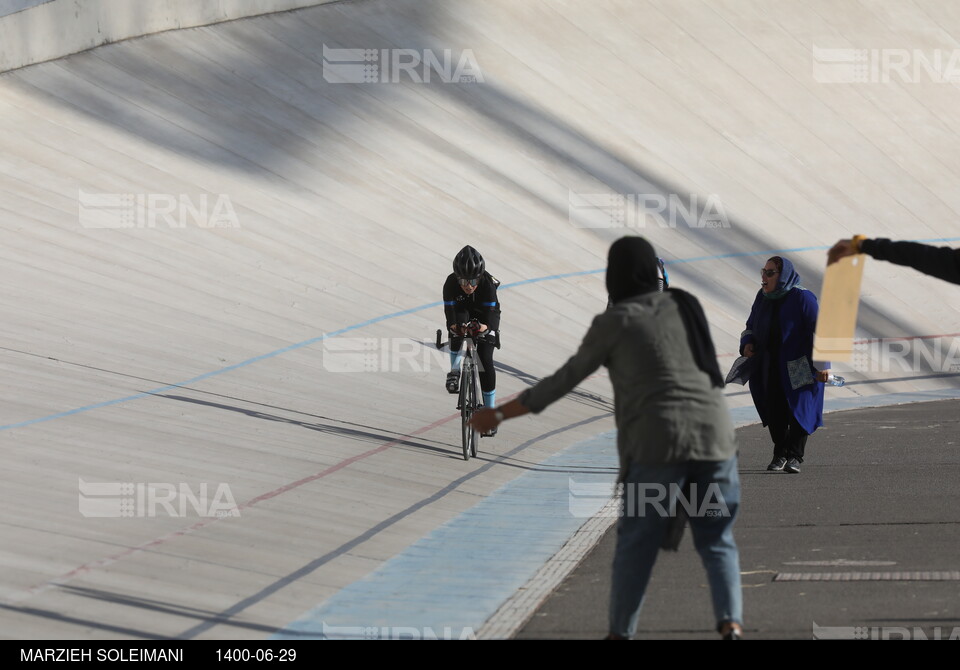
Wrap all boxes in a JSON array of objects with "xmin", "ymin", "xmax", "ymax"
[{"xmin": 4, "ymin": 237, "xmax": 959, "ymax": 431}]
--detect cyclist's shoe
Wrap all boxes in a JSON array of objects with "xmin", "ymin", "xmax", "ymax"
[
  {"xmin": 445, "ymin": 371, "xmax": 460, "ymax": 394},
  {"xmin": 482, "ymin": 426, "xmax": 498, "ymax": 438}
]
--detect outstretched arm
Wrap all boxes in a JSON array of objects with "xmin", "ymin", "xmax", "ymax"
[
  {"xmin": 469, "ymin": 313, "xmax": 614, "ymax": 433},
  {"xmin": 863, "ymin": 238, "xmax": 960, "ymax": 285},
  {"xmin": 829, "ymin": 237, "xmax": 960, "ymax": 285}
]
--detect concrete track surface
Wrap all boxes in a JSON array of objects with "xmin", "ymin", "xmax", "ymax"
[{"xmin": 1, "ymin": 0, "xmax": 959, "ymax": 640}]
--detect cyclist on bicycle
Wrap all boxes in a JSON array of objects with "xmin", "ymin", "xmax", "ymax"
[{"xmin": 443, "ymin": 245, "xmax": 501, "ymax": 435}]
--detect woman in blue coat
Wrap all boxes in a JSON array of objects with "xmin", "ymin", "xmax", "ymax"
[{"xmin": 740, "ymin": 257, "xmax": 831, "ymax": 474}]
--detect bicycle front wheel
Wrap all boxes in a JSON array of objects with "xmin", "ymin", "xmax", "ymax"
[
  {"xmin": 469, "ymin": 361, "xmax": 481, "ymax": 458},
  {"xmin": 460, "ymin": 363, "xmax": 473, "ymax": 461}
]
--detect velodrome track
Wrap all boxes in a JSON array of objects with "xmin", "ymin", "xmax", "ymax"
[{"xmin": 2, "ymin": 0, "xmax": 960, "ymax": 639}]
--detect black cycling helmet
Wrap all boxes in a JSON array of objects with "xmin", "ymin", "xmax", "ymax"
[{"xmin": 453, "ymin": 245, "xmax": 485, "ymax": 280}]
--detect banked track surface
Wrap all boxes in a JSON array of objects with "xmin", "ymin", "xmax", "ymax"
[{"xmin": 1, "ymin": 0, "xmax": 960, "ymax": 639}]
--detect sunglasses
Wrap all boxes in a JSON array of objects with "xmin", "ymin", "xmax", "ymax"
[
  {"xmin": 761, "ymin": 269, "xmax": 779, "ymax": 278},
  {"xmin": 458, "ymin": 277, "xmax": 480, "ymax": 287}
]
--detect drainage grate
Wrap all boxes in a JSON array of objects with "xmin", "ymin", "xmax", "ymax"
[{"xmin": 775, "ymin": 571, "xmax": 960, "ymax": 582}]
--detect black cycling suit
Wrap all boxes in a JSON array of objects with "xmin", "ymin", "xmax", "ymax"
[{"xmin": 443, "ymin": 271, "xmax": 500, "ymax": 393}]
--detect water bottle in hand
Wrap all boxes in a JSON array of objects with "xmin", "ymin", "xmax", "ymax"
[{"xmin": 827, "ymin": 374, "xmax": 845, "ymax": 387}]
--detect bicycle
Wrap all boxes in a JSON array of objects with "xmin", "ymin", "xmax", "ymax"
[{"xmin": 435, "ymin": 320, "xmax": 495, "ymax": 461}]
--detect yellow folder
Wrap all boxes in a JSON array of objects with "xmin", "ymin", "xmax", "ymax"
[{"xmin": 813, "ymin": 253, "xmax": 866, "ymax": 362}]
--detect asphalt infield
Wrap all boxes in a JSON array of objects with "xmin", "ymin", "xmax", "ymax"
[{"xmin": 513, "ymin": 399, "xmax": 960, "ymax": 640}]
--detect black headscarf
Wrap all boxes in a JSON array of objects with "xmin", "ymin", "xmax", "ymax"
[
  {"xmin": 606, "ymin": 237, "xmax": 662, "ymax": 303},
  {"xmin": 606, "ymin": 236, "xmax": 725, "ymax": 388}
]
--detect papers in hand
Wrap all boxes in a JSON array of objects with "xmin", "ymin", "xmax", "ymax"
[{"xmin": 725, "ymin": 355, "xmax": 756, "ymax": 386}]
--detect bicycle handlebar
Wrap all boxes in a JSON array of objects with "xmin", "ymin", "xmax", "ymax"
[
  {"xmin": 455, "ymin": 320, "xmax": 484, "ymax": 338},
  {"xmin": 435, "ymin": 320, "xmax": 495, "ymax": 350}
]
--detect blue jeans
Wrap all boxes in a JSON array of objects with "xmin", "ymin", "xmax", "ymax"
[{"xmin": 608, "ymin": 456, "xmax": 742, "ymax": 637}]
